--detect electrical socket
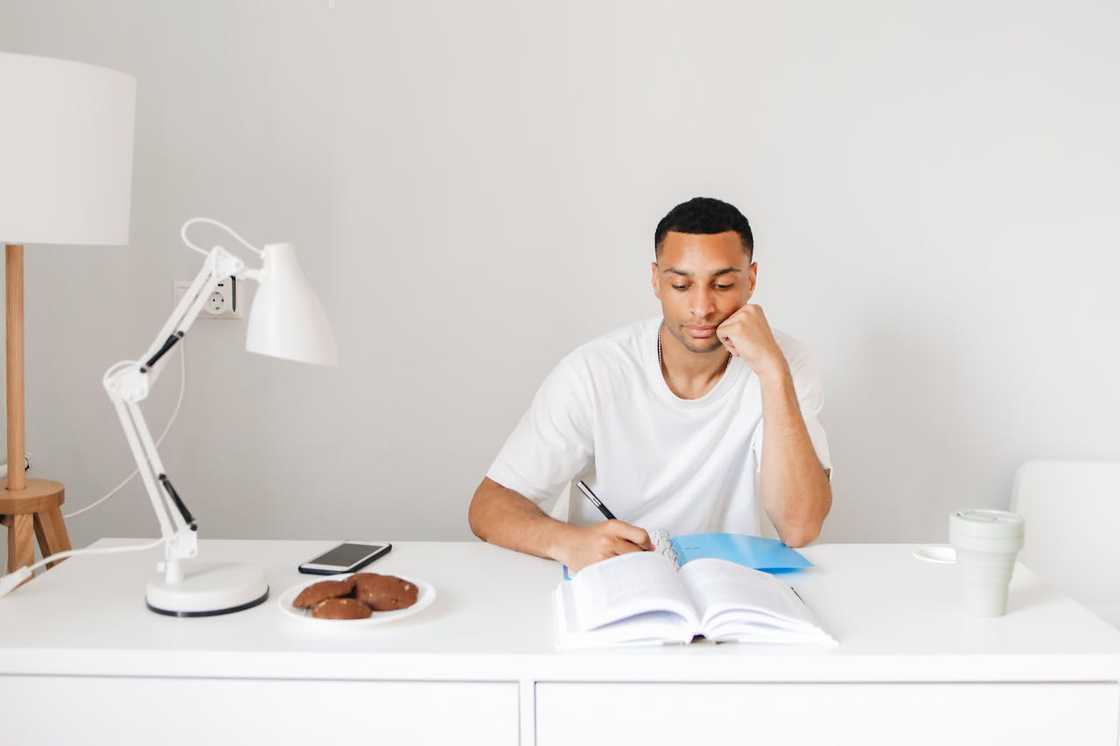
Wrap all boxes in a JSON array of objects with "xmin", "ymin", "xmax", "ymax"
[{"xmin": 174, "ymin": 277, "xmax": 241, "ymax": 319}]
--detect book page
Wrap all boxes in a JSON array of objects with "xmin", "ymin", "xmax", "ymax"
[
  {"xmin": 570, "ymin": 550, "xmax": 698, "ymax": 631},
  {"xmin": 679, "ymin": 558, "xmax": 831, "ymax": 642},
  {"xmin": 555, "ymin": 581, "xmax": 695, "ymax": 648}
]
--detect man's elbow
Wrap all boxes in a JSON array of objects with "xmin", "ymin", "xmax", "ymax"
[
  {"xmin": 467, "ymin": 485, "xmax": 490, "ymax": 542},
  {"xmin": 777, "ymin": 493, "xmax": 831, "ymax": 548},
  {"xmin": 779, "ymin": 522, "xmax": 821, "ymax": 548}
]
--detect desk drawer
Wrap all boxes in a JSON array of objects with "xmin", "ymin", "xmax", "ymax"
[
  {"xmin": 536, "ymin": 682, "xmax": 1118, "ymax": 746},
  {"xmin": 2, "ymin": 677, "xmax": 518, "ymax": 745}
]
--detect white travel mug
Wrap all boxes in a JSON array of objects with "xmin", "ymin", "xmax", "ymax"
[{"xmin": 948, "ymin": 509, "xmax": 1025, "ymax": 617}]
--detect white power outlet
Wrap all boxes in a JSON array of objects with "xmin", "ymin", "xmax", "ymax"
[{"xmin": 173, "ymin": 277, "xmax": 241, "ymax": 319}]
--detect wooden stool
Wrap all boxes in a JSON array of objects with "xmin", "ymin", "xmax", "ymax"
[{"xmin": 0, "ymin": 478, "xmax": 72, "ymax": 573}]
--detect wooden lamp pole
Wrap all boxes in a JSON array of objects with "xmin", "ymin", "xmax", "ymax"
[{"xmin": 1, "ymin": 243, "xmax": 71, "ymax": 573}]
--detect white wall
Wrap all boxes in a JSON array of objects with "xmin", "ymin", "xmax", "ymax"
[{"xmin": 1, "ymin": 0, "xmax": 1117, "ymax": 556}]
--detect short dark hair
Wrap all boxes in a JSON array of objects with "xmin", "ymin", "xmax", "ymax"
[{"xmin": 654, "ymin": 197, "xmax": 753, "ymax": 258}]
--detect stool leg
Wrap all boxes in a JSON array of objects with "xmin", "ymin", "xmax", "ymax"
[
  {"xmin": 7, "ymin": 513, "xmax": 35, "ymax": 573},
  {"xmin": 34, "ymin": 506, "xmax": 72, "ymax": 570}
]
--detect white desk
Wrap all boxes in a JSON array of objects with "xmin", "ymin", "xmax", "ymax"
[{"xmin": 3, "ymin": 540, "xmax": 1119, "ymax": 745}]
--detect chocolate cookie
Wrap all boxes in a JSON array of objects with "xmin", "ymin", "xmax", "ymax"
[
  {"xmin": 310, "ymin": 597, "xmax": 372, "ymax": 620},
  {"xmin": 351, "ymin": 573, "xmax": 419, "ymax": 611},
  {"xmin": 293, "ymin": 577, "xmax": 356, "ymax": 609}
]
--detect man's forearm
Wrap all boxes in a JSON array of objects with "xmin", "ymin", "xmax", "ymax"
[
  {"xmin": 468, "ymin": 477, "xmax": 574, "ymax": 561},
  {"xmin": 757, "ymin": 366, "xmax": 832, "ymax": 546}
]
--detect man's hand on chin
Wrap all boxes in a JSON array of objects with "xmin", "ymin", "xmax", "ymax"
[
  {"xmin": 553, "ymin": 520, "xmax": 654, "ymax": 573},
  {"xmin": 716, "ymin": 304, "xmax": 789, "ymax": 380}
]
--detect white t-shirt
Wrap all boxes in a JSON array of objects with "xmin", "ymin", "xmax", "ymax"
[{"xmin": 487, "ymin": 316, "xmax": 832, "ymax": 536}]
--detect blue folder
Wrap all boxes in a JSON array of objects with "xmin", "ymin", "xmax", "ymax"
[
  {"xmin": 670, "ymin": 533, "xmax": 812, "ymax": 574},
  {"xmin": 562, "ymin": 533, "xmax": 810, "ymax": 579}
]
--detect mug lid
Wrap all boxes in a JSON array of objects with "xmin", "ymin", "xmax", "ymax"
[{"xmin": 950, "ymin": 509, "xmax": 1024, "ymax": 538}]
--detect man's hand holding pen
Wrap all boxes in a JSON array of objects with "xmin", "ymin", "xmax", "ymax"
[
  {"xmin": 552, "ymin": 520, "xmax": 654, "ymax": 573},
  {"xmin": 554, "ymin": 480, "xmax": 653, "ymax": 572}
]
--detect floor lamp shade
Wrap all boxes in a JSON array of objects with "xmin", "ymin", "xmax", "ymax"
[
  {"xmin": 0, "ymin": 52, "xmax": 136, "ymax": 245},
  {"xmin": 1, "ymin": 52, "xmax": 135, "ymax": 579}
]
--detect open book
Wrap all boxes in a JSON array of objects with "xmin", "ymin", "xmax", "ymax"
[{"xmin": 555, "ymin": 550, "xmax": 836, "ymax": 648}]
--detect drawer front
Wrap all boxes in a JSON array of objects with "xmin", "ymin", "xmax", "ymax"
[
  {"xmin": 537, "ymin": 682, "xmax": 1118, "ymax": 746},
  {"xmin": 2, "ymin": 677, "xmax": 518, "ymax": 746}
]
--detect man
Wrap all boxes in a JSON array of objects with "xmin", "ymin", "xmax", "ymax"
[{"xmin": 468, "ymin": 197, "xmax": 832, "ymax": 571}]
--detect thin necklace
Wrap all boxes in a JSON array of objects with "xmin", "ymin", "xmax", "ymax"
[{"xmin": 658, "ymin": 325, "xmax": 731, "ymax": 374}]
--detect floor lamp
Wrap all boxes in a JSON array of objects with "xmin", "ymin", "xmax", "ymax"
[{"xmin": 0, "ymin": 52, "xmax": 136, "ymax": 573}]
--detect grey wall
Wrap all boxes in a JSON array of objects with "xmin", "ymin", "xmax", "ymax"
[{"xmin": 1, "ymin": 0, "xmax": 1117, "ymax": 557}]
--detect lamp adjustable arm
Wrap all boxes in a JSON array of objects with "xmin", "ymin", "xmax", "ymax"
[
  {"xmin": 103, "ymin": 245, "xmax": 249, "ymax": 581},
  {"xmin": 139, "ymin": 246, "xmax": 247, "ymax": 388}
]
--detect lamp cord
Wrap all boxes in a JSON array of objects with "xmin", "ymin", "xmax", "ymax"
[
  {"xmin": 180, "ymin": 217, "xmax": 263, "ymax": 258},
  {"xmin": 64, "ymin": 340, "xmax": 187, "ymax": 520},
  {"xmin": 19, "ymin": 537, "xmax": 168, "ymax": 576},
  {"xmin": 0, "ymin": 536, "xmax": 169, "ymax": 598}
]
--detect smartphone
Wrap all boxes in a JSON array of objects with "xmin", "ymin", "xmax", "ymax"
[{"xmin": 298, "ymin": 542, "xmax": 392, "ymax": 575}]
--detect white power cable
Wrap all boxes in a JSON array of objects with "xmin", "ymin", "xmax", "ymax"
[
  {"xmin": 0, "ymin": 537, "xmax": 168, "ymax": 598},
  {"xmin": 64, "ymin": 340, "xmax": 187, "ymax": 520},
  {"xmin": 180, "ymin": 217, "xmax": 263, "ymax": 258}
]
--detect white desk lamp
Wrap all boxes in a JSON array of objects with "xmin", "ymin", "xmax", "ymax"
[{"xmin": 0, "ymin": 217, "xmax": 338, "ymax": 615}]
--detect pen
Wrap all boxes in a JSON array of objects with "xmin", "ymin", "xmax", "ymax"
[{"xmin": 576, "ymin": 480, "xmax": 616, "ymax": 521}]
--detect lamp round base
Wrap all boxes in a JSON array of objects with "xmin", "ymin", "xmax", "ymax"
[{"xmin": 146, "ymin": 561, "xmax": 269, "ymax": 617}]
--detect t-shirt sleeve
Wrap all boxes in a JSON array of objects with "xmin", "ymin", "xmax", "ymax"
[
  {"xmin": 751, "ymin": 338, "xmax": 833, "ymax": 475},
  {"xmin": 486, "ymin": 353, "xmax": 596, "ymax": 512}
]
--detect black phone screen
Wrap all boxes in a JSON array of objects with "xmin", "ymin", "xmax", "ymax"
[{"xmin": 308, "ymin": 543, "xmax": 386, "ymax": 567}]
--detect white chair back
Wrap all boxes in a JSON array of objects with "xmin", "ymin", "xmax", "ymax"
[{"xmin": 1011, "ymin": 460, "xmax": 1120, "ymax": 612}]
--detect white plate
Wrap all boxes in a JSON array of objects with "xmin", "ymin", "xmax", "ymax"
[
  {"xmin": 277, "ymin": 572, "xmax": 436, "ymax": 626},
  {"xmin": 912, "ymin": 545, "xmax": 957, "ymax": 564}
]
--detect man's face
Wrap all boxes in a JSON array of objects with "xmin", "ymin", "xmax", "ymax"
[{"xmin": 651, "ymin": 230, "xmax": 757, "ymax": 354}]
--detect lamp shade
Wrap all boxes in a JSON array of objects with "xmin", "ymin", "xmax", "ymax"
[
  {"xmin": 0, "ymin": 52, "xmax": 136, "ymax": 245},
  {"xmin": 246, "ymin": 243, "xmax": 338, "ymax": 366}
]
